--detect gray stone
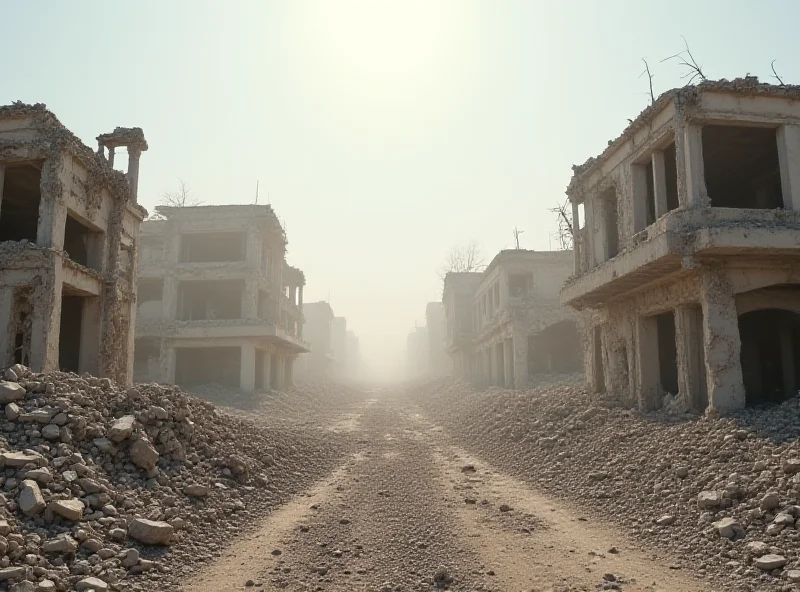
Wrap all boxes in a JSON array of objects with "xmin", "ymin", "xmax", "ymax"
[
  {"xmin": 0, "ymin": 381, "xmax": 25, "ymax": 404},
  {"xmin": 76, "ymin": 577, "xmax": 109, "ymax": 591},
  {"xmin": 41, "ymin": 535, "xmax": 78, "ymax": 554},
  {"xmin": 49, "ymin": 498, "xmax": 84, "ymax": 521},
  {"xmin": 655, "ymin": 515, "xmax": 676, "ymax": 526},
  {"xmin": 41, "ymin": 424, "xmax": 61, "ymax": 441},
  {"xmin": 761, "ymin": 492, "xmax": 781, "ymax": 510},
  {"xmin": 697, "ymin": 490, "xmax": 721, "ymax": 509},
  {"xmin": 783, "ymin": 458, "xmax": 800, "ymax": 474},
  {"xmin": 5, "ymin": 403, "xmax": 20, "ymax": 421},
  {"xmin": 19, "ymin": 480, "xmax": 45, "ymax": 516},
  {"xmin": 0, "ymin": 451, "xmax": 44, "ymax": 468},
  {"xmin": 755, "ymin": 554, "xmax": 787, "ymax": 570},
  {"xmin": 184, "ymin": 483, "xmax": 210, "ymax": 497},
  {"xmin": 0, "ymin": 566, "xmax": 26, "ymax": 580},
  {"xmin": 92, "ymin": 438, "xmax": 117, "ymax": 455},
  {"xmin": 130, "ymin": 439, "xmax": 159, "ymax": 470},
  {"xmin": 24, "ymin": 468, "xmax": 53, "ymax": 485},
  {"xmin": 128, "ymin": 518, "xmax": 174, "ymax": 545},
  {"xmin": 713, "ymin": 517, "xmax": 744, "ymax": 539},
  {"xmin": 107, "ymin": 415, "xmax": 135, "ymax": 443}
]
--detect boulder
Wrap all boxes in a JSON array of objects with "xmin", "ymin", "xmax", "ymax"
[
  {"xmin": 760, "ymin": 492, "xmax": 781, "ymax": 511},
  {"xmin": 0, "ymin": 566, "xmax": 26, "ymax": 580},
  {"xmin": 755, "ymin": 554, "xmax": 787, "ymax": 570},
  {"xmin": 0, "ymin": 381, "xmax": 25, "ymax": 404},
  {"xmin": 0, "ymin": 451, "xmax": 44, "ymax": 468},
  {"xmin": 49, "ymin": 498, "xmax": 84, "ymax": 521},
  {"xmin": 107, "ymin": 415, "xmax": 135, "ymax": 442},
  {"xmin": 19, "ymin": 480, "xmax": 45, "ymax": 516},
  {"xmin": 128, "ymin": 518, "xmax": 174, "ymax": 545},
  {"xmin": 130, "ymin": 439, "xmax": 159, "ymax": 470}
]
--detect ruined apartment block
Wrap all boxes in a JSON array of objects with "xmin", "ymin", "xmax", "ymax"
[
  {"xmin": 444, "ymin": 250, "xmax": 581, "ymax": 388},
  {"xmin": 0, "ymin": 103, "xmax": 147, "ymax": 383},
  {"xmin": 135, "ymin": 205, "xmax": 309, "ymax": 392},
  {"xmin": 562, "ymin": 78, "xmax": 800, "ymax": 414}
]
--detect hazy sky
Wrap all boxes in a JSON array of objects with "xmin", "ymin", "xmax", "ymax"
[{"xmin": 3, "ymin": 1, "xmax": 799, "ymax": 378}]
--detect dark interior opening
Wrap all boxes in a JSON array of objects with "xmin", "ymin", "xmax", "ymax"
[
  {"xmin": 739, "ymin": 309, "xmax": 800, "ymax": 406},
  {"xmin": 529, "ymin": 320, "xmax": 582, "ymax": 374},
  {"xmin": 702, "ymin": 125, "xmax": 783, "ymax": 209},
  {"xmin": 138, "ymin": 279, "xmax": 164, "ymax": 303},
  {"xmin": 600, "ymin": 189, "xmax": 619, "ymax": 259},
  {"xmin": 63, "ymin": 214, "xmax": 97, "ymax": 268},
  {"xmin": 58, "ymin": 293, "xmax": 84, "ymax": 373},
  {"xmin": 180, "ymin": 232, "xmax": 245, "ymax": 263},
  {"xmin": 176, "ymin": 346, "xmax": 241, "ymax": 387},
  {"xmin": 178, "ymin": 280, "xmax": 243, "ymax": 320},
  {"xmin": 508, "ymin": 273, "xmax": 531, "ymax": 298},
  {"xmin": 0, "ymin": 163, "xmax": 42, "ymax": 243},
  {"xmin": 645, "ymin": 161, "xmax": 656, "ymax": 226},
  {"xmin": 656, "ymin": 312, "xmax": 679, "ymax": 395},
  {"xmin": 663, "ymin": 142, "xmax": 679, "ymax": 211},
  {"xmin": 133, "ymin": 337, "xmax": 160, "ymax": 381},
  {"xmin": 11, "ymin": 288, "xmax": 32, "ymax": 367},
  {"xmin": 593, "ymin": 326, "xmax": 605, "ymax": 392}
]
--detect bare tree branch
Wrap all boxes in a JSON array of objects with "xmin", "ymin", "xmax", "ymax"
[
  {"xmin": 548, "ymin": 199, "xmax": 573, "ymax": 251},
  {"xmin": 771, "ymin": 59, "xmax": 786, "ymax": 86},
  {"xmin": 639, "ymin": 58, "xmax": 655, "ymax": 104},
  {"xmin": 438, "ymin": 239, "xmax": 486, "ymax": 280},
  {"xmin": 660, "ymin": 36, "xmax": 707, "ymax": 85},
  {"xmin": 160, "ymin": 178, "xmax": 203, "ymax": 208}
]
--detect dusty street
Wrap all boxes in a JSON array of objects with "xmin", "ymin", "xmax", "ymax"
[{"xmin": 183, "ymin": 392, "xmax": 711, "ymax": 592}]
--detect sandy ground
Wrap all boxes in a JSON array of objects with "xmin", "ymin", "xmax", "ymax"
[{"xmin": 181, "ymin": 394, "xmax": 713, "ymax": 592}]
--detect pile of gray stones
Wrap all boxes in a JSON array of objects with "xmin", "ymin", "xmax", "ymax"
[
  {"xmin": 417, "ymin": 376, "xmax": 800, "ymax": 592},
  {"xmin": 0, "ymin": 364, "xmax": 345, "ymax": 591}
]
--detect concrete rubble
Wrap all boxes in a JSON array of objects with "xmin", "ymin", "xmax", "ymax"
[
  {"xmin": 0, "ymin": 364, "xmax": 350, "ymax": 591},
  {"xmin": 418, "ymin": 376, "xmax": 800, "ymax": 591}
]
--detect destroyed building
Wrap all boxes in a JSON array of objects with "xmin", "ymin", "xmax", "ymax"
[
  {"xmin": 425, "ymin": 301, "xmax": 451, "ymax": 376},
  {"xmin": 0, "ymin": 103, "xmax": 147, "ymax": 384},
  {"xmin": 297, "ymin": 301, "xmax": 334, "ymax": 378},
  {"xmin": 444, "ymin": 250, "xmax": 580, "ymax": 388},
  {"xmin": 406, "ymin": 325, "xmax": 429, "ymax": 379},
  {"xmin": 134, "ymin": 205, "xmax": 309, "ymax": 392},
  {"xmin": 561, "ymin": 78, "xmax": 800, "ymax": 414},
  {"xmin": 330, "ymin": 316, "xmax": 347, "ymax": 377}
]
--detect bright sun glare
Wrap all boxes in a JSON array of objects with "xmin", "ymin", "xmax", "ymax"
[{"xmin": 314, "ymin": 0, "xmax": 446, "ymax": 80}]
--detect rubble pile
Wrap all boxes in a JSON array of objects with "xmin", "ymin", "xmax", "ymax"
[
  {"xmin": 417, "ymin": 377, "xmax": 800, "ymax": 591},
  {"xmin": 0, "ymin": 364, "xmax": 350, "ymax": 591}
]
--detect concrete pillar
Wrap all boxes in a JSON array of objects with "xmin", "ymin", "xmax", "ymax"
[
  {"xmin": 777, "ymin": 124, "xmax": 800, "ymax": 211},
  {"xmin": 489, "ymin": 344, "xmax": 498, "ymax": 385},
  {"xmin": 107, "ymin": 147, "xmax": 115, "ymax": 168},
  {"xmin": 162, "ymin": 276, "xmax": 179, "ymax": 321},
  {"xmin": 36, "ymin": 158, "xmax": 67, "ymax": 250},
  {"xmin": 29, "ymin": 266, "xmax": 63, "ymax": 372},
  {"xmin": 631, "ymin": 163, "xmax": 649, "ymax": 234},
  {"xmin": 503, "ymin": 338, "xmax": 514, "ymax": 388},
  {"xmin": 675, "ymin": 306, "xmax": 706, "ymax": 410},
  {"xmin": 700, "ymin": 266, "xmax": 745, "ymax": 413},
  {"xmin": 635, "ymin": 314, "xmax": 661, "ymax": 412},
  {"xmin": 677, "ymin": 122, "xmax": 709, "ymax": 207},
  {"xmin": 571, "ymin": 200, "xmax": 581, "ymax": 273},
  {"xmin": 243, "ymin": 278, "xmax": 258, "ymax": 319},
  {"xmin": 0, "ymin": 164, "xmax": 5, "ymax": 220},
  {"xmin": 127, "ymin": 148, "xmax": 141, "ymax": 203},
  {"xmin": 78, "ymin": 297, "xmax": 102, "ymax": 376},
  {"xmin": 0, "ymin": 287, "xmax": 13, "ymax": 366},
  {"xmin": 240, "ymin": 344, "xmax": 256, "ymax": 392},
  {"xmin": 163, "ymin": 341, "xmax": 177, "ymax": 384},
  {"xmin": 263, "ymin": 351, "xmax": 272, "ymax": 390},
  {"xmin": 273, "ymin": 352, "xmax": 285, "ymax": 389},
  {"xmin": 780, "ymin": 324, "xmax": 795, "ymax": 400},
  {"xmin": 512, "ymin": 326, "xmax": 528, "ymax": 389},
  {"xmin": 285, "ymin": 355, "xmax": 295, "ymax": 387},
  {"xmin": 652, "ymin": 150, "xmax": 669, "ymax": 219}
]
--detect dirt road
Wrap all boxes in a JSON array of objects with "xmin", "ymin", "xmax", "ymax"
[{"xmin": 183, "ymin": 394, "xmax": 713, "ymax": 592}]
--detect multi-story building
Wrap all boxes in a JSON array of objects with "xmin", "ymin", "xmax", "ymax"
[
  {"xmin": 443, "ymin": 250, "xmax": 579, "ymax": 388},
  {"xmin": 330, "ymin": 316, "xmax": 347, "ymax": 377},
  {"xmin": 561, "ymin": 77, "xmax": 800, "ymax": 414},
  {"xmin": 298, "ymin": 301, "xmax": 334, "ymax": 378},
  {"xmin": 0, "ymin": 103, "xmax": 147, "ymax": 384},
  {"xmin": 345, "ymin": 330, "xmax": 360, "ymax": 379},
  {"xmin": 134, "ymin": 204, "xmax": 309, "ymax": 392},
  {"xmin": 406, "ymin": 325, "xmax": 429, "ymax": 379}
]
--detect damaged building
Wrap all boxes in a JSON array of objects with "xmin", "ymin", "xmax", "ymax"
[
  {"xmin": 561, "ymin": 78, "xmax": 800, "ymax": 414},
  {"xmin": 134, "ymin": 205, "xmax": 309, "ymax": 392},
  {"xmin": 444, "ymin": 250, "xmax": 580, "ymax": 388},
  {"xmin": 0, "ymin": 103, "xmax": 147, "ymax": 383}
]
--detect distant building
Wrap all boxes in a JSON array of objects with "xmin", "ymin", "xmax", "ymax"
[
  {"xmin": 330, "ymin": 316, "xmax": 347, "ymax": 376},
  {"xmin": 406, "ymin": 325, "xmax": 429, "ymax": 379},
  {"xmin": 135, "ymin": 204, "xmax": 309, "ymax": 392},
  {"xmin": 345, "ymin": 330, "xmax": 360, "ymax": 379},
  {"xmin": 425, "ymin": 302, "xmax": 450, "ymax": 376},
  {"xmin": 299, "ymin": 301, "xmax": 334, "ymax": 378}
]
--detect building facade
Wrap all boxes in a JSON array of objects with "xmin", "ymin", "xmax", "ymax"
[
  {"xmin": 0, "ymin": 103, "xmax": 146, "ymax": 384},
  {"xmin": 425, "ymin": 301, "xmax": 450, "ymax": 376},
  {"xmin": 562, "ymin": 78, "xmax": 800, "ymax": 414},
  {"xmin": 134, "ymin": 204, "xmax": 309, "ymax": 392},
  {"xmin": 298, "ymin": 301, "xmax": 334, "ymax": 379}
]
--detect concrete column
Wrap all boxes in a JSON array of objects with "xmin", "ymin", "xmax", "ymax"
[
  {"xmin": 243, "ymin": 278, "xmax": 258, "ymax": 319},
  {"xmin": 78, "ymin": 297, "xmax": 102, "ymax": 376},
  {"xmin": 289, "ymin": 285, "xmax": 297, "ymax": 306},
  {"xmin": 700, "ymin": 266, "xmax": 745, "ymax": 413},
  {"xmin": 29, "ymin": 265, "xmax": 63, "ymax": 373},
  {"xmin": 631, "ymin": 163, "xmax": 649, "ymax": 234},
  {"xmin": 0, "ymin": 287, "xmax": 13, "ymax": 366},
  {"xmin": 652, "ymin": 150, "xmax": 669, "ymax": 219},
  {"xmin": 489, "ymin": 344, "xmax": 498, "ymax": 385},
  {"xmin": 675, "ymin": 306, "xmax": 706, "ymax": 410},
  {"xmin": 777, "ymin": 124, "xmax": 800, "ymax": 211},
  {"xmin": 678, "ymin": 122, "xmax": 709, "ymax": 207},
  {"xmin": 779, "ymin": 324, "xmax": 795, "ymax": 400},
  {"xmin": 127, "ymin": 148, "xmax": 141, "ymax": 203},
  {"xmin": 164, "ymin": 343, "xmax": 177, "ymax": 384},
  {"xmin": 240, "ymin": 344, "xmax": 256, "ymax": 393},
  {"xmin": 162, "ymin": 275, "xmax": 179, "ymax": 321},
  {"xmin": 635, "ymin": 315, "xmax": 661, "ymax": 412},
  {"xmin": 273, "ymin": 352, "xmax": 285, "ymax": 389},
  {"xmin": 503, "ymin": 339, "xmax": 514, "ymax": 388},
  {"xmin": 0, "ymin": 164, "xmax": 6, "ymax": 220},
  {"xmin": 107, "ymin": 147, "xmax": 115, "ymax": 168},
  {"xmin": 285, "ymin": 355, "xmax": 295, "ymax": 387},
  {"xmin": 36, "ymin": 158, "xmax": 67, "ymax": 250},
  {"xmin": 512, "ymin": 325, "xmax": 528, "ymax": 389},
  {"xmin": 263, "ymin": 351, "xmax": 272, "ymax": 390},
  {"xmin": 571, "ymin": 200, "xmax": 581, "ymax": 273}
]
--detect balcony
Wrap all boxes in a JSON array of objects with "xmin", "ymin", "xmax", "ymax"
[{"xmin": 562, "ymin": 207, "xmax": 800, "ymax": 308}]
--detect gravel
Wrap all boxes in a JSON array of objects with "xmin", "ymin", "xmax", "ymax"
[
  {"xmin": 415, "ymin": 375, "xmax": 800, "ymax": 592},
  {"xmin": 0, "ymin": 364, "xmax": 358, "ymax": 591}
]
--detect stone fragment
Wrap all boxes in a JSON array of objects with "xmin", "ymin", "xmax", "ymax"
[
  {"xmin": 184, "ymin": 483, "xmax": 210, "ymax": 497},
  {"xmin": 697, "ymin": 490, "xmax": 721, "ymax": 509},
  {"xmin": 41, "ymin": 535, "xmax": 78, "ymax": 554},
  {"xmin": 107, "ymin": 415, "xmax": 135, "ymax": 442},
  {"xmin": 783, "ymin": 458, "xmax": 800, "ymax": 474},
  {"xmin": 130, "ymin": 439, "xmax": 159, "ymax": 470},
  {"xmin": 41, "ymin": 424, "xmax": 61, "ymax": 441},
  {"xmin": 755, "ymin": 554, "xmax": 787, "ymax": 570},
  {"xmin": 5, "ymin": 403, "xmax": 19, "ymax": 421},
  {"xmin": 19, "ymin": 480, "xmax": 45, "ymax": 516},
  {"xmin": 0, "ymin": 382, "xmax": 25, "ymax": 404},
  {"xmin": 0, "ymin": 566, "xmax": 25, "ymax": 580},
  {"xmin": 128, "ymin": 518, "xmax": 174, "ymax": 545},
  {"xmin": 49, "ymin": 498, "xmax": 84, "ymax": 521},
  {"xmin": 24, "ymin": 468, "xmax": 53, "ymax": 484},
  {"xmin": 760, "ymin": 492, "xmax": 781, "ymax": 510},
  {"xmin": 656, "ymin": 515, "xmax": 676, "ymax": 526},
  {"xmin": 0, "ymin": 451, "xmax": 44, "ymax": 468},
  {"xmin": 76, "ymin": 577, "xmax": 108, "ymax": 591},
  {"xmin": 93, "ymin": 438, "xmax": 117, "ymax": 455},
  {"xmin": 713, "ymin": 517, "xmax": 744, "ymax": 539}
]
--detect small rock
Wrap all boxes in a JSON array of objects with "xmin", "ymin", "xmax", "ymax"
[
  {"xmin": 76, "ymin": 577, "xmax": 109, "ymax": 591},
  {"xmin": 755, "ymin": 554, "xmax": 787, "ymax": 570},
  {"xmin": 0, "ymin": 381, "xmax": 25, "ymax": 404},
  {"xmin": 128, "ymin": 518, "xmax": 174, "ymax": 545},
  {"xmin": 19, "ymin": 480, "xmax": 45, "ymax": 516}
]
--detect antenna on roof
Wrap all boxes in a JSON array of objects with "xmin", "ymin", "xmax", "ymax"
[{"xmin": 255, "ymin": 180, "xmax": 259, "ymax": 204}]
